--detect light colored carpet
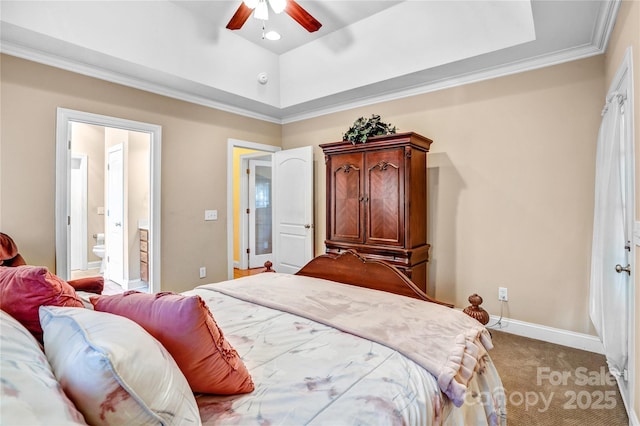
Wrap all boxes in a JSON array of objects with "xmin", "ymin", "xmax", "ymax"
[{"xmin": 489, "ymin": 330, "xmax": 628, "ymax": 425}]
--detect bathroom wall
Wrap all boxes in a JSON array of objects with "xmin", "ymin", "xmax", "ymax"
[
  {"xmin": 128, "ymin": 130, "xmax": 150, "ymax": 281},
  {"xmin": 71, "ymin": 122, "xmax": 105, "ymax": 266},
  {"xmin": 70, "ymin": 123, "xmax": 150, "ymax": 281}
]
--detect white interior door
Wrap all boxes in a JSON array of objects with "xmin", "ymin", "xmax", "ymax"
[
  {"xmin": 106, "ymin": 144, "xmax": 125, "ymax": 286},
  {"xmin": 273, "ymin": 146, "xmax": 314, "ymax": 274},
  {"xmin": 590, "ymin": 47, "xmax": 635, "ymax": 413},
  {"xmin": 248, "ymin": 159, "xmax": 273, "ymax": 268},
  {"xmin": 70, "ymin": 154, "xmax": 87, "ymax": 271}
]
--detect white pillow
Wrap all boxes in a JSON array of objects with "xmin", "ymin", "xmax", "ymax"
[
  {"xmin": 39, "ymin": 306, "xmax": 201, "ymax": 426},
  {"xmin": 0, "ymin": 310, "xmax": 86, "ymax": 425}
]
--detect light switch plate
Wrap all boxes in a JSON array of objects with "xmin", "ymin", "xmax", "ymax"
[{"xmin": 204, "ymin": 210, "xmax": 218, "ymax": 221}]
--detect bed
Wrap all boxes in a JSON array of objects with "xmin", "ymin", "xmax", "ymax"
[
  {"xmin": 0, "ymin": 250, "xmax": 506, "ymax": 425},
  {"xmin": 189, "ymin": 250, "xmax": 506, "ymax": 425}
]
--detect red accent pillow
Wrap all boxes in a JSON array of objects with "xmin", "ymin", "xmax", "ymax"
[
  {"xmin": 0, "ymin": 265, "xmax": 84, "ymax": 342},
  {"xmin": 90, "ymin": 291, "xmax": 254, "ymax": 395},
  {"xmin": 67, "ymin": 276, "xmax": 104, "ymax": 294}
]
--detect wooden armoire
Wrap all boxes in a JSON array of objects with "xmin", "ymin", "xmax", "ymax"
[{"xmin": 320, "ymin": 132, "xmax": 432, "ymax": 293}]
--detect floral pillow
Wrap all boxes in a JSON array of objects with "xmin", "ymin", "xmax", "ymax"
[
  {"xmin": 0, "ymin": 310, "xmax": 87, "ymax": 425},
  {"xmin": 39, "ymin": 306, "xmax": 201, "ymax": 426},
  {"xmin": 91, "ymin": 291, "xmax": 254, "ymax": 395}
]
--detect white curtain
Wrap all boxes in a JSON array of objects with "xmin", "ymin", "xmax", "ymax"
[{"xmin": 589, "ymin": 92, "xmax": 628, "ymax": 377}]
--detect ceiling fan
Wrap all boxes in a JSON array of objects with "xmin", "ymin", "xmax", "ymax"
[{"xmin": 226, "ymin": 0, "xmax": 322, "ymax": 33}]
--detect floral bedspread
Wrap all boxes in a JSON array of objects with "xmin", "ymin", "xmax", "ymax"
[{"xmin": 185, "ymin": 274, "xmax": 506, "ymax": 425}]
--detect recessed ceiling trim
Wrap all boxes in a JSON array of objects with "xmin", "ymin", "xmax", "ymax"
[
  {"xmin": 591, "ymin": 0, "xmax": 622, "ymax": 51},
  {"xmin": 0, "ymin": 36, "xmax": 609, "ymax": 126},
  {"xmin": 0, "ymin": 40, "xmax": 283, "ymax": 125},
  {"xmin": 280, "ymin": 43, "xmax": 607, "ymax": 124}
]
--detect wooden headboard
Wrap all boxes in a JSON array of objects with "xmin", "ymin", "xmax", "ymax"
[{"xmin": 295, "ymin": 250, "xmax": 453, "ymax": 308}]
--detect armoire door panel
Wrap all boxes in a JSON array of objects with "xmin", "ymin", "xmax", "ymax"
[
  {"xmin": 365, "ymin": 148, "xmax": 404, "ymax": 246},
  {"xmin": 330, "ymin": 153, "xmax": 364, "ymax": 242}
]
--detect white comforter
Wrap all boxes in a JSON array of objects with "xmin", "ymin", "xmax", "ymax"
[{"xmin": 185, "ymin": 273, "xmax": 506, "ymax": 425}]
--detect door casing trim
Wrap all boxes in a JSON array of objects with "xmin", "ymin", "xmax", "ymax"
[
  {"xmin": 226, "ymin": 139, "xmax": 280, "ymax": 280},
  {"xmin": 55, "ymin": 108, "xmax": 162, "ymax": 293}
]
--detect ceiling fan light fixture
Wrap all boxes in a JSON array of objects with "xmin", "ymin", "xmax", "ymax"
[
  {"xmin": 269, "ymin": 0, "xmax": 287, "ymax": 14},
  {"xmin": 243, "ymin": 0, "xmax": 258, "ymax": 9},
  {"xmin": 254, "ymin": 0, "xmax": 269, "ymax": 20},
  {"xmin": 265, "ymin": 30, "xmax": 281, "ymax": 41}
]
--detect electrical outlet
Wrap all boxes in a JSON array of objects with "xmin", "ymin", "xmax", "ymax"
[
  {"xmin": 498, "ymin": 287, "xmax": 508, "ymax": 302},
  {"xmin": 199, "ymin": 267, "xmax": 206, "ymax": 279},
  {"xmin": 204, "ymin": 210, "xmax": 218, "ymax": 221}
]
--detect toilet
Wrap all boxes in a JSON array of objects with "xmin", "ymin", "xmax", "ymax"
[{"xmin": 92, "ymin": 233, "xmax": 105, "ymax": 274}]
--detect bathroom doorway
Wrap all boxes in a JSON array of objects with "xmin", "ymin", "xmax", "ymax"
[{"xmin": 56, "ymin": 108, "xmax": 162, "ymax": 293}]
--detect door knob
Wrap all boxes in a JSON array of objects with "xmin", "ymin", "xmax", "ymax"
[
  {"xmin": 115, "ymin": 222, "xmax": 122, "ymax": 227},
  {"xmin": 615, "ymin": 264, "xmax": 631, "ymax": 275},
  {"xmin": 304, "ymin": 224, "xmax": 312, "ymax": 229}
]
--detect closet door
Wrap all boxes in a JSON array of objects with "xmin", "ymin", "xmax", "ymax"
[
  {"xmin": 328, "ymin": 152, "xmax": 364, "ymax": 244},
  {"xmin": 365, "ymin": 148, "xmax": 405, "ymax": 247}
]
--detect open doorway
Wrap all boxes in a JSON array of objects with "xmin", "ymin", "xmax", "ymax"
[
  {"xmin": 227, "ymin": 140, "xmax": 315, "ymax": 279},
  {"xmin": 56, "ymin": 108, "xmax": 162, "ymax": 293},
  {"xmin": 227, "ymin": 139, "xmax": 280, "ymax": 280}
]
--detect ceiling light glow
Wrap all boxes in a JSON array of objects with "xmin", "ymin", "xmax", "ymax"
[
  {"xmin": 254, "ymin": 0, "xmax": 269, "ymax": 20},
  {"xmin": 265, "ymin": 30, "xmax": 281, "ymax": 41}
]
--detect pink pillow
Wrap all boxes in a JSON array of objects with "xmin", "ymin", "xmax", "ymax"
[
  {"xmin": 90, "ymin": 291, "xmax": 254, "ymax": 395},
  {"xmin": 0, "ymin": 265, "xmax": 84, "ymax": 342},
  {"xmin": 67, "ymin": 276, "xmax": 104, "ymax": 294}
]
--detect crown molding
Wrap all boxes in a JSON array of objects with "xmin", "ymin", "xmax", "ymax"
[
  {"xmin": 0, "ymin": 41, "xmax": 284, "ymax": 125},
  {"xmin": 0, "ymin": 0, "xmax": 618, "ymax": 126}
]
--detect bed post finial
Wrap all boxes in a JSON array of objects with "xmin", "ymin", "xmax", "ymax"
[
  {"xmin": 463, "ymin": 293, "xmax": 489, "ymax": 325},
  {"xmin": 263, "ymin": 261, "xmax": 275, "ymax": 273}
]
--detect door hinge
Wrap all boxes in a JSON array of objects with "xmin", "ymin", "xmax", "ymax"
[
  {"xmin": 68, "ymin": 216, "xmax": 71, "ymax": 225},
  {"xmin": 246, "ymin": 208, "xmax": 250, "ymax": 214},
  {"xmin": 246, "ymin": 248, "xmax": 250, "ymax": 254},
  {"xmin": 246, "ymin": 168, "xmax": 250, "ymax": 175},
  {"xmin": 68, "ymin": 140, "xmax": 71, "ymax": 150}
]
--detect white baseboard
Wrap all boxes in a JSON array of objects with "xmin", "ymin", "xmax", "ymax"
[
  {"xmin": 87, "ymin": 261, "xmax": 101, "ymax": 270},
  {"xmin": 486, "ymin": 314, "xmax": 605, "ymax": 354}
]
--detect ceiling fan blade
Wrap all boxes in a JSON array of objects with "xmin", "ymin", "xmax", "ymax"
[
  {"xmin": 285, "ymin": 0, "xmax": 322, "ymax": 33},
  {"xmin": 226, "ymin": 3, "xmax": 253, "ymax": 30}
]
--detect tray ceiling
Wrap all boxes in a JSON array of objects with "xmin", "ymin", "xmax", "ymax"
[{"xmin": 0, "ymin": 1, "xmax": 620, "ymax": 123}]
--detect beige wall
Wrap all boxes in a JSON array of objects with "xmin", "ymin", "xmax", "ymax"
[
  {"xmin": 0, "ymin": 54, "xmax": 281, "ymax": 293},
  {"xmin": 1, "ymin": 52, "xmax": 605, "ymax": 333},
  {"xmin": 603, "ymin": 0, "xmax": 639, "ymax": 420},
  {"xmin": 284, "ymin": 55, "xmax": 604, "ymax": 336}
]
